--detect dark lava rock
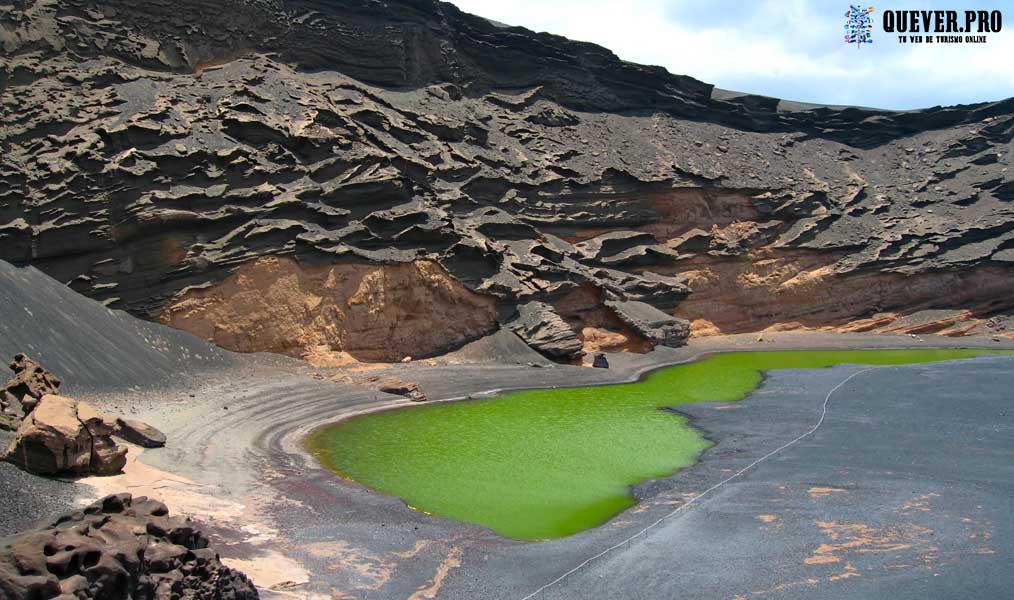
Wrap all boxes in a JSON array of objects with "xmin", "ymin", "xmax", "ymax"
[
  {"xmin": 374, "ymin": 378, "xmax": 429, "ymax": 403},
  {"xmin": 508, "ymin": 302, "xmax": 585, "ymax": 361},
  {"xmin": 0, "ymin": 493, "xmax": 258, "ymax": 600},
  {"xmin": 576, "ymin": 232, "xmax": 659, "ymax": 262},
  {"xmin": 113, "ymin": 418, "xmax": 167, "ymax": 448},
  {"xmin": 668, "ymin": 229, "xmax": 713, "ymax": 254},
  {"xmin": 606, "ymin": 300, "xmax": 692, "ymax": 348},
  {"xmin": 1, "ymin": 0, "xmax": 1012, "ymax": 361}
]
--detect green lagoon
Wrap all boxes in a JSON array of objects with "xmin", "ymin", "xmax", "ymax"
[{"xmin": 308, "ymin": 349, "xmax": 1011, "ymax": 540}]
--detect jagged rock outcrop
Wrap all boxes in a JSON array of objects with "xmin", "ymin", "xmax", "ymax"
[
  {"xmin": 1, "ymin": 354, "xmax": 61, "ymax": 430},
  {"xmin": 3, "ymin": 394, "xmax": 127, "ymax": 476},
  {"xmin": 3, "ymin": 354, "xmax": 61, "ymax": 416},
  {"xmin": 2, "ymin": 0, "xmax": 1013, "ymax": 360},
  {"xmin": 509, "ymin": 302, "xmax": 585, "ymax": 361},
  {"xmin": 0, "ymin": 493, "xmax": 258, "ymax": 600}
]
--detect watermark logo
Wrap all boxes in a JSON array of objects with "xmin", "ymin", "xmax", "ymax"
[
  {"xmin": 845, "ymin": 5, "xmax": 875, "ymax": 46},
  {"xmin": 883, "ymin": 10, "xmax": 1002, "ymax": 44}
]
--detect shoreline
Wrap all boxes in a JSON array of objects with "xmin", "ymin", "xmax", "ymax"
[
  {"xmin": 300, "ymin": 344, "xmax": 1013, "ymax": 543},
  {"xmin": 288, "ymin": 333, "xmax": 1014, "ymax": 469}
]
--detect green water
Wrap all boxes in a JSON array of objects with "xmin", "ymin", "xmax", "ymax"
[{"xmin": 308, "ymin": 349, "xmax": 1011, "ymax": 540}]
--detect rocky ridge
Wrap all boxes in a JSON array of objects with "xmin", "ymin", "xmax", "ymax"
[
  {"xmin": 2, "ymin": 0, "xmax": 1013, "ymax": 362},
  {"xmin": 1, "ymin": 354, "xmax": 62, "ymax": 430}
]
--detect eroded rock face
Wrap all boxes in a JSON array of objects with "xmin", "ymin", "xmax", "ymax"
[
  {"xmin": 0, "ymin": 493, "xmax": 258, "ymax": 600},
  {"xmin": 553, "ymin": 285, "xmax": 654, "ymax": 355},
  {"xmin": 509, "ymin": 302, "xmax": 585, "ymax": 361},
  {"xmin": 159, "ymin": 257, "xmax": 499, "ymax": 363},
  {"xmin": 3, "ymin": 395, "xmax": 127, "ymax": 476},
  {"xmin": 671, "ymin": 250, "xmax": 1014, "ymax": 338},
  {"xmin": 2, "ymin": 354, "xmax": 61, "ymax": 431},
  {"xmin": 0, "ymin": 355, "xmax": 168, "ymax": 444},
  {"xmin": 2, "ymin": 0, "xmax": 1012, "ymax": 359}
]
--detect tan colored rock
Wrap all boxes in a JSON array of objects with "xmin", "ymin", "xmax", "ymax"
[
  {"xmin": 3, "ymin": 395, "xmax": 127, "ymax": 476},
  {"xmin": 580, "ymin": 327, "xmax": 638, "ymax": 354},
  {"xmin": 670, "ymin": 249, "xmax": 1014, "ymax": 338},
  {"xmin": 159, "ymin": 257, "xmax": 498, "ymax": 363},
  {"xmin": 553, "ymin": 284, "xmax": 652, "ymax": 356}
]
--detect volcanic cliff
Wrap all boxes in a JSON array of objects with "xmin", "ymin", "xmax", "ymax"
[{"xmin": 2, "ymin": 0, "xmax": 1013, "ymax": 364}]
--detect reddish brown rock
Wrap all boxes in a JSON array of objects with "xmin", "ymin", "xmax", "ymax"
[
  {"xmin": 3, "ymin": 395, "xmax": 127, "ymax": 476},
  {"xmin": 4, "ymin": 354, "xmax": 61, "ymax": 414}
]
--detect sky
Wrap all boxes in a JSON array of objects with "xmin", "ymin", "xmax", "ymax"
[{"xmin": 447, "ymin": 0, "xmax": 1013, "ymax": 110}]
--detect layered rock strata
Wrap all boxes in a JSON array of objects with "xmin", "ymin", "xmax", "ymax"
[{"xmin": 2, "ymin": 0, "xmax": 1012, "ymax": 359}]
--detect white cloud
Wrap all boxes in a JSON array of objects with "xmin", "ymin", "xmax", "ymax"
[{"xmin": 447, "ymin": 0, "xmax": 1012, "ymax": 109}]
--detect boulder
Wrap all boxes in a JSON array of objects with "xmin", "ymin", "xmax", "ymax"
[
  {"xmin": 3, "ymin": 395, "xmax": 127, "ymax": 476},
  {"xmin": 374, "ymin": 378, "xmax": 429, "ymax": 402},
  {"xmin": 0, "ymin": 390, "xmax": 24, "ymax": 432},
  {"xmin": 4, "ymin": 354, "xmax": 61, "ymax": 414},
  {"xmin": 0, "ymin": 493, "xmax": 259, "ymax": 600},
  {"xmin": 592, "ymin": 353, "xmax": 610, "ymax": 369},
  {"xmin": 113, "ymin": 418, "xmax": 167, "ymax": 448},
  {"xmin": 605, "ymin": 300, "xmax": 691, "ymax": 348},
  {"xmin": 508, "ymin": 301, "xmax": 584, "ymax": 361},
  {"xmin": 1, "ymin": 354, "xmax": 166, "ymax": 448}
]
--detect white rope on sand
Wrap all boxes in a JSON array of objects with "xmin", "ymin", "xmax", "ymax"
[{"xmin": 519, "ymin": 366, "xmax": 882, "ymax": 600}]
